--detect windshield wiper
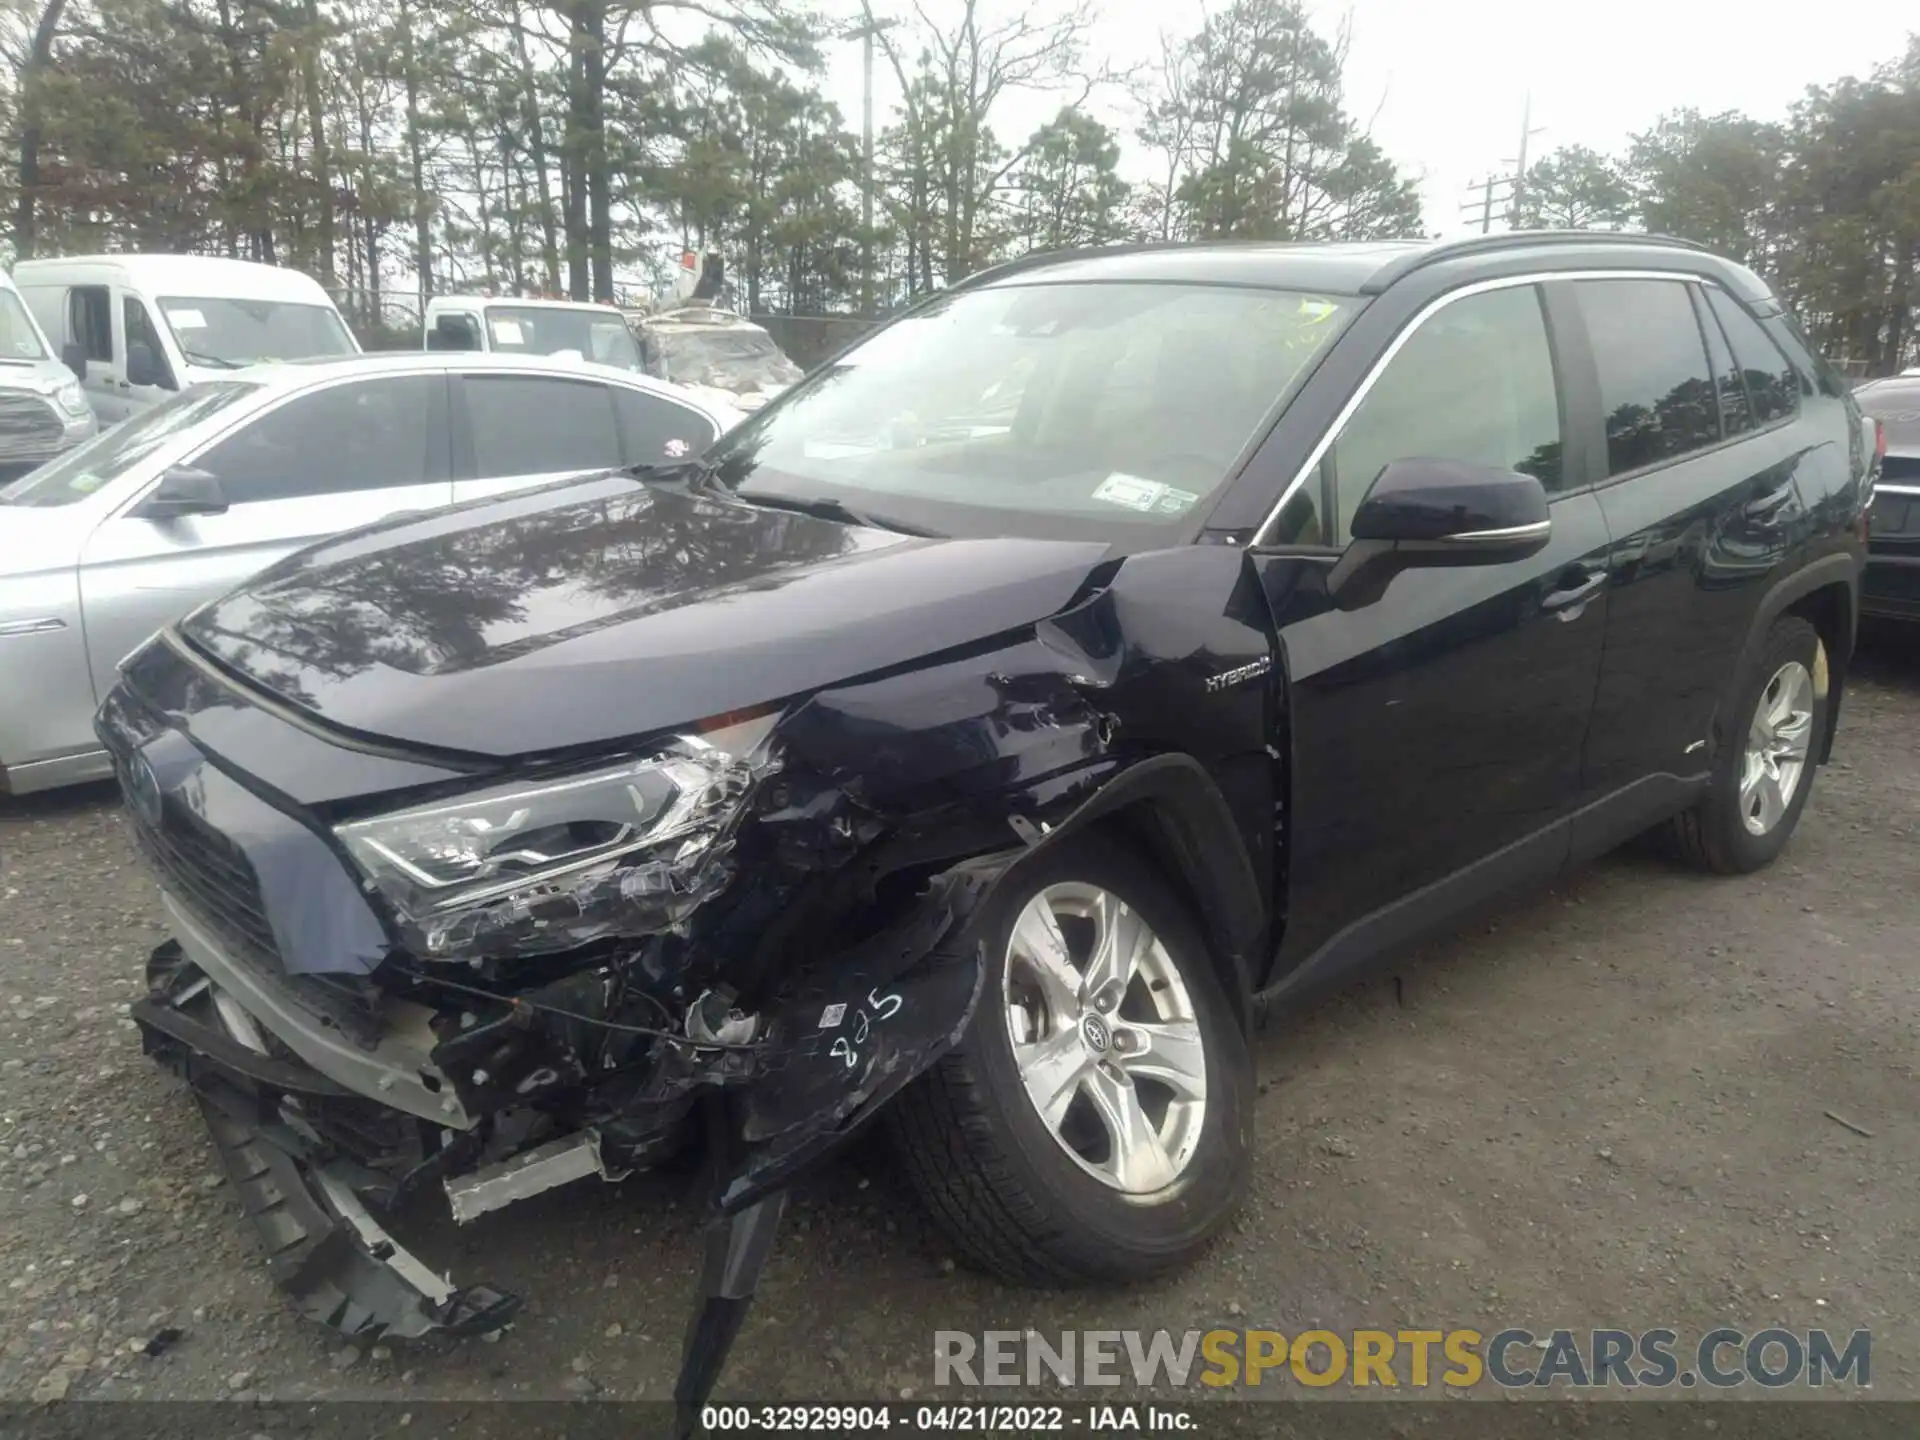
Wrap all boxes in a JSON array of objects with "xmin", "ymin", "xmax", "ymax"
[
  {"xmin": 179, "ymin": 349, "xmax": 240, "ymax": 370},
  {"xmin": 733, "ymin": 489, "xmax": 940, "ymax": 538}
]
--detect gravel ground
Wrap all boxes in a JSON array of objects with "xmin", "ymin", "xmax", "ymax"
[{"xmin": 1, "ymin": 627, "xmax": 1916, "ymax": 1409}]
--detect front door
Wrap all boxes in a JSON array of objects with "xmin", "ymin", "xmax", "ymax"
[
  {"xmin": 119, "ymin": 293, "xmax": 180, "ymax": 413},
  {"xmin": 77, "ymin": 373, "xmax": 454, "ymax": 702},
  {"xmin": 1250, "ymin": 280, "xmax": 1613, "ymax": 988}
]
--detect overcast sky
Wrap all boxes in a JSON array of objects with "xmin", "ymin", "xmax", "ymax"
[{"xmin": 819, "ymin": 0, "xmax": 1918, "ymax": 237}]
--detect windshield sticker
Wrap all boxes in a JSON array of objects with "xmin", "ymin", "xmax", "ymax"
[
  {"xmin": 169, "ymin": 309, "xmax": 208, "ymax": 329},
  {"xmin": 490, "ymin": 318, "xmax": 525, "ymax": 345},
  {"xmin": 1093, "ymin": 473, "xmax": 1200, "ymax": 516}
]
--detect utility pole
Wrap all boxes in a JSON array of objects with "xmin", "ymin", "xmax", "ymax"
[
  {"xmin": 1505, "ymin": 93, "xmax": 1547, "ymax": 229},
  {"xmin": 1460, "ymin": 175, "xmax": 1516, "ymax": 234},
  {"xmin": 849, "ymin": 15, "xmax": 897, "ymax": 319}
]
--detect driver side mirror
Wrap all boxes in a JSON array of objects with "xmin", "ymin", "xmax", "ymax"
[
  {"xmin": 1327, "ymin": 458, "xmax": 1550, "ymax": 610},
  {"xmin": 133, "ymin": 465, "xmax": 228, "ymax": 520},
  {"xmin": 126, "ymin": 340, "xmax": 170, "ymax": 389},
  {"xmin": 61, "ymin": 343, "xmax": 87, "ymax": 382}
]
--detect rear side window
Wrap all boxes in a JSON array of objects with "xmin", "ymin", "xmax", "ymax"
[
  {"xmin": 612, "ymin": 387, "xmax": 718, "ymax": 465},
  {"xmin": 1329, "ymin": 283, "xmax": 1565, "ymax": 536},
  {"xmin": 1576, "ymin": 279, "xmax": 1721, "ymax": 476},
  {"xmin": 1704, "ymin": 288, "xmax": 1800, "ymax": 426},
  {"xmin": 464, "ymin": 375, "xmax": 621, "ymax": 478},
  {"xmin": 1691, "ymin": 287, "xmax": 1751, "ymax": 438}
]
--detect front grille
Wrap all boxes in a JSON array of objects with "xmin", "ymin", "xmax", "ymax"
[
  {"xmin": 124, "ymin": 788, "xmax": 385, "ymax": 1048},
  {"xmin": 0, "ymin": 393, "xmax": 65, "ymax": 460}
]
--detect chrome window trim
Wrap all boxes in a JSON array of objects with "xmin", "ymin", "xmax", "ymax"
[
  {"xmin": 1251, "ymin": 267, "xmax": 1715, "ymax": 547},
  {"xmin": 1875, "ymin": 482, "xmax": 1920, "ymax": 498}
]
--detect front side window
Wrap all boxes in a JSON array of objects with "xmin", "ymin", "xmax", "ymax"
[
  {"xmin": 123, "ymin": 296, "xmax": 177, "ymax": 388},
  {"xmin": 481, "ymin": 306, "xmax": 642, "ymax": 371},
  {"xmin": 711, "ymin": 281, "xmax": 1355, "ymax": 542},
  {"xmin": 464, "ymin": 375, "xmax": 621, "ymax": 478},
  {"xmin": 1704, "ymin": 287, "xmax": 1801, "ymax": 426},
  {"xmin": 1329, "ymin": 284, "xmax": 1565, "ymax": 536},
  {"xmin": 158, "ymin": 296, "xmax": 357, "ymax": 368},
  {"xmin": 0, "ymin": 383, "xmax": 261, "ymax": 507},
  {"xmin": 0, "ymin": 290, "xmax": 48, "ymax": 360},
  {"xmin": 193, "ymin": 376, "xmax": 443, "ymax": 503},
  {"xmin": 1576, "ymin": 279, "xmax": 1721, "ymax": 476}
]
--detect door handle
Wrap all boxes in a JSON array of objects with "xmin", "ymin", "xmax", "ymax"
[{"xmin": 1542, "ymin": 569, "xmax": 1607, "ymax": 613}]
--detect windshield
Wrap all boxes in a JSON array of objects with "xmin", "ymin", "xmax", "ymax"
[
  {"xmin": 0, "ymin": 382, "xmax": 260, "ymax": 506},
  {"xmin": 649, "ymin": 328, "xmax": 802, "ymax": 391},
  {"xmin": 711, "ymin": 281, "xmax": 1354, "ymax": 541},
  {"xmin": 158, "ymin": 297, "xmax": 356, "ymax": 367},
  {"xmin": 484, "ymin": 305, "xmax": 641, "ymax": 370},
  {"xmin": 0, "ymin": 290, "xmax": 49, "ymax": 362}
]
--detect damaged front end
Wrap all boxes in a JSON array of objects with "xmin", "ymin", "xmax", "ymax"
[{"xmin": 107, "ymin": 663, "xmax": 1027, "ymax": 1424}]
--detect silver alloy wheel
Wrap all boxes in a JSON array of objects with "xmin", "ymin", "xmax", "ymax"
[
  {"xmin": 1740, "ymin": 659, "xmax": 1815, "ymax": 836},
  {"xmin": 1001, "ymin": 882, "xmax": 1207, "ymax": 1196}
]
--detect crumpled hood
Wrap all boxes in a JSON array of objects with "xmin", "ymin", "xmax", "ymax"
[{"xmin": 181, "ymin": 475, "xmax": 1113, "ymax": 758}]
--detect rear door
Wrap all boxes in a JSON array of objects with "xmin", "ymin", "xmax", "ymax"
[
  {"xmin": 450, "ymin": 371, "xmax": 627, "ymax": 504},
  {"xmin": 76, "ymin": 373, "xmax": 454, "ymax": 701},
  {"xmin": 1251, "ymin": 279, "xmax": 1615, "ymax": 982},
  {"xmin": 1570, "ymin": 276, "xmax": 1814, "ymax": 833}
]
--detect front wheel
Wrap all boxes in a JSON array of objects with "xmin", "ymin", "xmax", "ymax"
[
  {"xmin": 1666, "ymin": 614, "xmax": 1826, "ymax": 874},
  {"xmin": 888, "ymin": 833, "xmax": 1253, "ymax": 1286}
]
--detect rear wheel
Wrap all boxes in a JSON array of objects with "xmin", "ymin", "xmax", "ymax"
[
  {"xmin": 1667, "ymin": 615, "xmax": 1825, "ymax": 874},
  {"xmin": 888, "ymin": 834, "xmax": 1252, "ymax": 1285}
]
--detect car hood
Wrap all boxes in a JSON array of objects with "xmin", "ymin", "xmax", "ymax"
[{"xmin": 180, "ymin": 475, "xmax": 1113, "ymax": 758}]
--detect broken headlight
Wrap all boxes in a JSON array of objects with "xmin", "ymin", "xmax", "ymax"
[{"xmin": 337, "ymin": 722, "xmax": 775, "ymax": 962}]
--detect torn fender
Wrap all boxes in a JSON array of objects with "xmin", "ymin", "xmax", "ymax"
[{"xmin": 716, "ymin": 854, "xmax": 1010, "ymax": 1211}]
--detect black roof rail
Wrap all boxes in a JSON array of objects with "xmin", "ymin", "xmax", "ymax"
[
  {"xmin": 949, "ymin": 240, "xmax": 1225, "ymax": 292},
  {"xmin": 1361, "ymin": 229, "xmax": 1714, "ymax": 293}
]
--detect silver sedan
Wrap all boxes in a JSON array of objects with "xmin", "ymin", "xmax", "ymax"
[{"xmin": 0, "ymin": 351, "xmax": 740, "ymax": 794}]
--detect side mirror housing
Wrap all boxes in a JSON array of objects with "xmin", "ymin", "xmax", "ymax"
[
  {"xmin": 134, "ymin": 465, "xmax": 228, "ymax": 520},
  {"xmin": 61, "ymin": 343, "xmax": 87, "ymax": 382},
  {"xmin": 126, "ymin": 340, "xmax": 168, "ymax": 389},
  {"xmin": 1329, "ymin": 458, "xmax": 1551, "ymax": 610}
]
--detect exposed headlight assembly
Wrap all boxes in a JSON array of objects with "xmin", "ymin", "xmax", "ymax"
[
  {"xmin": 53, "ymin": 380, "xmax": 91, "ymax": 417},
  {"xmin": 337, "ymin": 717, "xmax": 777, "ymax": 961}
]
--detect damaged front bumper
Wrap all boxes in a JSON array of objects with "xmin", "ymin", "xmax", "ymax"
[{"xmin": 131, "ymin": 856, "xmax": 1001, "ymax": 1408}]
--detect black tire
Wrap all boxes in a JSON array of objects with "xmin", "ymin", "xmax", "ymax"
[
  {"xmin": 1666, "ymin": 615, "xmax": 1826, "ymax": 875},
  {"xmin": 887, "ymin": 832, "xmax": 1253, "ymax": 1286}
]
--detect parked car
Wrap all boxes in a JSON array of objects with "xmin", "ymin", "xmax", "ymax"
[
  {"xmin": 1853, "ymin": 372, "xmax": 1920, "ymax": 621},
  {"xmin": 630, "ymin": 302, "xmax": 803, "ymax": 412},
  {"xmin": 107, "ymin": 234, "xmax": 1867, "ymax": 1416},
  {"xmin": 0, "ymin": 268, "xmax": 97, "ymax": 484},
  {"xmin": 0, "ymin": 352, "xmax": 739, "ymax": 795},
  {"xmin": 16, "ymin": 255, "xmax": 360, "ymax": 425},
  {"xmin": 424, "ymin": 294, "xmax": 643, "ymax": 372}
]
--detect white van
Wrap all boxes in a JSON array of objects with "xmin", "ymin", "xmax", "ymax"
[
  {"xmin": 0, "ymin": 269, "xmax": 97, "ymax": 483},
  {"xmin": 15, "ymin": 255, "xmax": 360, "ymax": 423},
  {"xmin": 424, "ymin": 294, "xmax": 644, "ymax": 372}
]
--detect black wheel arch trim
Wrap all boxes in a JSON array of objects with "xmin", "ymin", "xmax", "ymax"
[
  {"xmin": 1022, "ymin": 752, "xmax": 1266, "ymax": 1031},
  {"xmin": 1730, "ymin": 551, "xmax": 1861, "ymax": 765}
]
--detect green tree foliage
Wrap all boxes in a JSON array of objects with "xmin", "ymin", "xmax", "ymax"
[{"xmin": 1516, "ymin": 143, "xmax": 1634, "ymax": 230}]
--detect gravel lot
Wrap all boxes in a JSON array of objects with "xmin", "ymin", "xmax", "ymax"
[{"xmin": 2, "ymin": 627, "xmax": 1916, "ymax": 1410}]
